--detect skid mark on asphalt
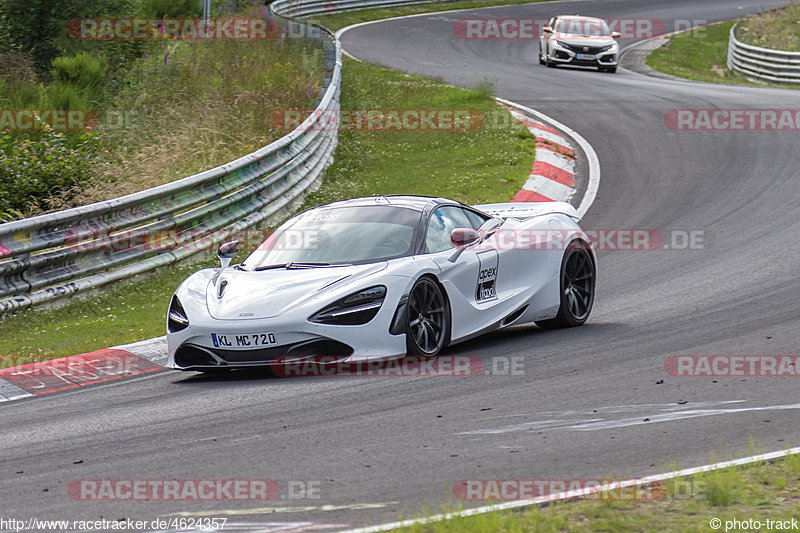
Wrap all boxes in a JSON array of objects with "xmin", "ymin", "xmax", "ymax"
[{"xmin": 458, "ymin": 400, "xmax": 800, "ymax": 434}]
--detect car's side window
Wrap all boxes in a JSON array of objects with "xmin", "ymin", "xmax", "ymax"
[
  {"xmin": 464, "ymin": 209, "xmax": 490, "ymax": 229},
  {"xmin": 425, "ymin": 206, "xmax": 476, "ymax": 253}
]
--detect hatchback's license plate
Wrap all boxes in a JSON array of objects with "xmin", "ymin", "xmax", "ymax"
[
  {"xmin": 211, "ymin": 332, "xmax": 277, "ymax": 349},
  {"xmin": 576, "ymin": 53, "xmax": 595, "ymax": 60}
]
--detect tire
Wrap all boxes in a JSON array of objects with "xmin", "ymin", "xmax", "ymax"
[
  {"xmin": 405, "ymin": 277, "xmax": 451, "ymax": 356},
  {"xmin": 539, "ymin": 47, "xmax": 545, "ymax": 65},
  {"xmin": 536, "ymin": 241, "xmax": 596, "ymax": 329}
]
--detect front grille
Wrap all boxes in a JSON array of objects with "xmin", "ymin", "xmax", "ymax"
[
  {"xmin": 175, "ymin": 345, "xmax": 217, "ymax": 367},
  {"xmin": 566, "ymin": 44, "xmax": 604, "ymax": 54},
  {"xmin": 174, "ymin": 340, "xmax": 354, "ymax": 367}
]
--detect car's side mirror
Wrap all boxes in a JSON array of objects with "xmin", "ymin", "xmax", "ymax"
[
  {"xmin": 451, "ymin": 228, "xmax": 480, "ymax": 247},
  {"xmin": 448, "ymin": 228, "xmax": 480, "ymax": 262},
  {"xmin": 218, "ymin": 240, "xmax": 239, "ymax": 269},
  {"xmin": 611, "ymin": 31, "xmax": 621, "ymax": 38},
  {"xmin": 542, "ymin": 25, "xmax": 552, "ymax": 33}
]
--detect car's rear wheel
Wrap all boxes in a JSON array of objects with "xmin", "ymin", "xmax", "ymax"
[
  {"xmin": 536, "ymin": 241, "xmax": 595, "ymax": 329},
  {"xmin": 406, "ymin": 277, "xmax": 450, "ymax": 356}
]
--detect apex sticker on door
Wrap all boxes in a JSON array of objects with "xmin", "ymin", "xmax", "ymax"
[{"xmin": 476, "ymin": 251, "xmax": 499, "ymax": 302}]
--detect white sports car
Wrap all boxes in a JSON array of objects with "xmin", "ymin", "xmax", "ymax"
[{"xmin": 166, "ymin": 196, "xmax": 596, "ymax": 371}]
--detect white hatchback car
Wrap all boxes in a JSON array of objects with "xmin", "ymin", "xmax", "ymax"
[{"xmin": 539, "ymin": 15, "xmax": 621, "ymax": 72}]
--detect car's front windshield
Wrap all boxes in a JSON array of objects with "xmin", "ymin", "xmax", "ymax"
[
  {"xmin": 242, "ymin": 205, "xmax": 421, "ymax": 269},
  {"xmin": 555, "ymin": 19, "xmax": 610, "ymax": 37}
]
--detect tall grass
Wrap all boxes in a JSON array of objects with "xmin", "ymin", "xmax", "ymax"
[
  {"xmin": 0, "ymin": 10, "xmax": 325, "ymax": 216},
  {"xmin": 737, "ymin": 1, "xmax": 800, "ymax": 51},
  {"xmin": 53, "ymin": 36, "xmax": 325, "ymax": 209}
]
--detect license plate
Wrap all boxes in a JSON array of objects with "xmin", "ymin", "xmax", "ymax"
[
  {"xmin": 576, "ymin": 53, "xmax": 595, "ymax": 60},
  {"xmin": 211, "ymin": 332, "xmax": 277, "ymax": 349}
]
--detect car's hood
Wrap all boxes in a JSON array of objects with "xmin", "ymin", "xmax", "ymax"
[
  {"xmin": 554, "ymin": 34, "xmax": 616, "ymax": 47},
  {"xmin": 205, "ymin": 263, "xmax": 388, "ymax": 320}
]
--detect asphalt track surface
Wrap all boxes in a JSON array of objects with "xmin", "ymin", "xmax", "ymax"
[{"xmin": 2, "ymin": 0, "xmax": 800, "ymax": 530}]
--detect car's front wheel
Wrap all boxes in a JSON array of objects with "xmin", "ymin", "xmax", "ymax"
[
  {"xmin": 536, "ymin": 241, "xmax": 595, "ymax": 329},
  {"xmin": 406, "ymin": 277, "xmax": 450, "ymax": 355},
  {"xmin": 544, "ymin": 48, "xmax": 555, "ymax": 68}
]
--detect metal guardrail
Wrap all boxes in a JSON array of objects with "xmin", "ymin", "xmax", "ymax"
[
  {"xmin": 727, "ymin": 23, "xmax": 800, "ymax": 84},
  {"xmin": 0, "ymin": 13, "xmax": 342, "ymax": 316}
]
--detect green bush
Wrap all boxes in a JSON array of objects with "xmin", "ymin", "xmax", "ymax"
[
  {"xmin": 44, "ymin": 82, "xmax": 89, "ymax": 111},
  {"xmin": 142, "ymin": 0, "xmax": 203, "ymax": 19},
  {"xmin": 51, "ymin": 53, "xmax": 108, "ymax": 89},
  {"xmin": 0, "ymin": 131, "xmax": 111, "ymax": 214},
  {"xmin": 0, "ymin": 0, "xmax": 143, "ymax": 71}
]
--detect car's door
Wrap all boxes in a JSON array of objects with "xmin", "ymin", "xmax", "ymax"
[{"xmin": 422, "ymin": 206, "xmax": 508, "ymax": 341}]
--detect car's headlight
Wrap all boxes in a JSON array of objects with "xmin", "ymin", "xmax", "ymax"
[
  {"xmin": 599, "ymin": 43, "xmax": 618, "ymax": 52},
  {"xmin": 555, "ymin": 40, "xmax": 571, "ymax": 49},
  {"xmin": 309, "ymin": 286, "xmax": 387, "ymax": 325},
  {"xmin": 168, "ymin": 295, "xmax": 190, "ymax": 332}
]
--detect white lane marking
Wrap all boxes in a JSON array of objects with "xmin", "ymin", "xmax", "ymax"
[
  {"xmin": 534, "ymin": 148, "xmax": 576, "ymax": 173},
  {"xmin": 571, "ymin": 403, "xmax": 800, "ymax": 431},
  {"xmin": 496, "ymin": 98, "xmax": 600, "ymax": 218},
  {"xmin": 521, "ymin": 175, "xmax": 574, "ymax": 202},
  {"xmin": 466, "ymin": 401, "xmax": 748, "ymax": 422},
  {"xmin": 0, "ymin": 378, "xmax": 33, "ymax": 402},
  {"xmin": 339, "ymin": 445, "xmax": 800, "ymax": 533},
  {"xmin": 458, "ymin": 401, "xmax": 800, "ymax": 434},
  {"xmin": 461, "ymin": 418, "xmax": 602, "ymax": 434}
]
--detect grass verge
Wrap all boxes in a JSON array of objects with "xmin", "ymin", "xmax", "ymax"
[
  {"xmin": 0, "ymin": 59, "xmax": 535, "ymax": 363},
  {"xmin": 394, "ymin": 452, "xmax": 800, "ymax": 532},
  {"xmin": 646, "ymin": 21, "xmax": 800, "ymax": 89},
  {"xmin": 737, "ymin": 2, "xmax": 800, "ymax": 51},
  {"xmin": 307, "ymin": 0, "xmax": 551, "ymax": 32}
]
